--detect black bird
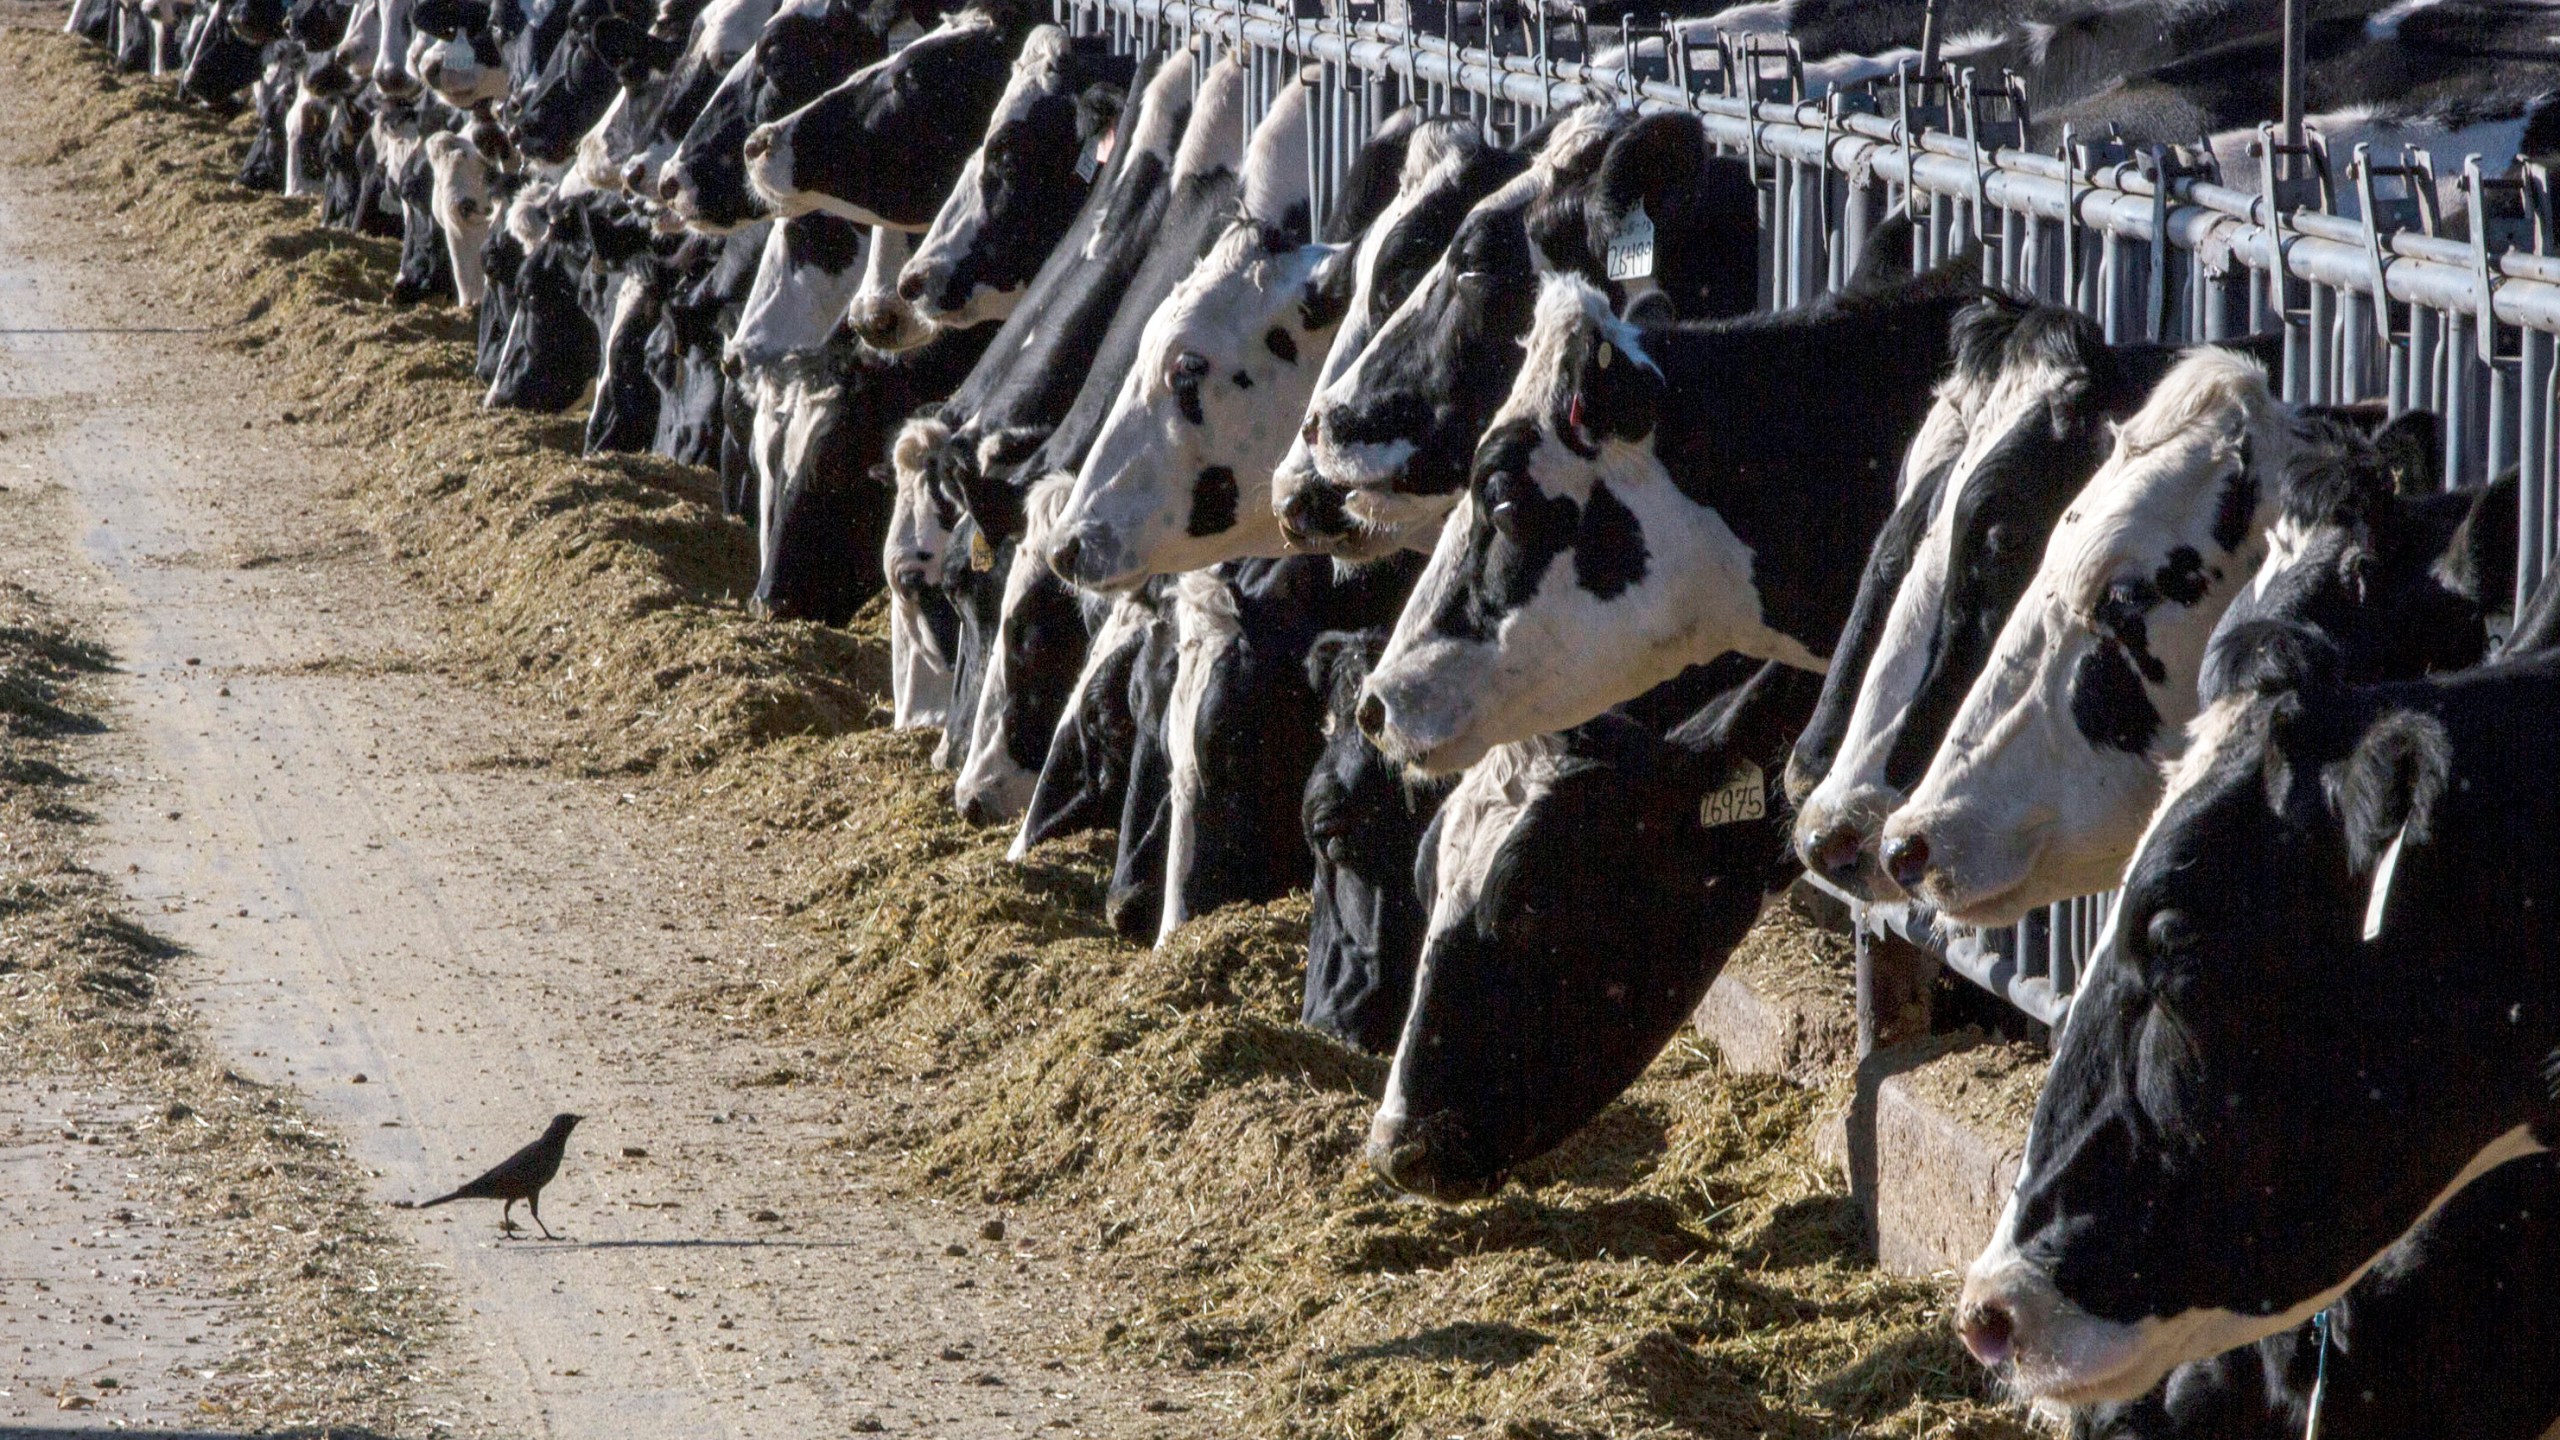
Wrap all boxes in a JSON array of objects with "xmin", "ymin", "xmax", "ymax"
[{"xmin": 407, "ymin": 1113, "xmax": 583, "ymax": 1239}]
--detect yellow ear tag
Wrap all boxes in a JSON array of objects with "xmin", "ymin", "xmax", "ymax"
[
  {"xmin": 970, "ymin": 531, "xmax": 994, "ymax": 571},
  {"xmin": 1596, "ymin": 341, "xmax": 1613, "ymax": 369}
]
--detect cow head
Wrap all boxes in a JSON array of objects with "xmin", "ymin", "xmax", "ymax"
[
  {"xmin": 370, "ymin": 0, "xmax": 423, "ymax": 98},
  {"xmin": 1365, "ymin": 657, "xmax": 1813, "ymax": 1200},
  {"xmin": 895, "ymin": 27, "xmax": 1130, "ymax": 331},
  {"xmin": 1269, "ymin": 115, "xmax": 1521, "ymax": 557},
  {"xmin": 1011, "ymin": 588, "xmax": 1159, "ymax": 861},
  {"xmin": 660, "ymin": 0, "xmax": 894, "ymax": 231},
  {"xmin": 509, "ymin": 0, "xmax": 648, "ymax": 167},
  {"xmin": 1298, "ymin": 625, "xmax": 1446, "ymax": 1054},
  {"xmin": 885, "ymin": 415, "xmax": 965, "ymax": 729},
  {"xmin": 1794, "ymin": 300, "xmax": 2170, "ymax": 903},
  {"xmin": 1955, "ymin": 664, "xmax": 2560, "ymax": 1404},
  {"xmin": 954, "ymin": 473, "xmax": 1090, "ymax": 825},
  {"xmin": 1359, "ymin": 278, "xmax": 1716, "ymax": 775},
  {"xmin": 2205, "ymin": 411, "xmax": 2511, "ymax": 703},
  {"xmin": 1047, "ymin": 218, "xmax": 1337, "ymax": 587},
  {"xmin": 425, "ymin": 130, "xmax": 498, "ymax": 305},
  {"xmin": 411, "ymin": 0, "xmax": 508, "ymax": 106},
  {"xmin": 1289, "ymin": 109, "xmax": 1624, "ymax": 557},
  {"xmin": 743, "ymin": 1, "xmax": 1030, "ymax": 228},
  {"xmin": 1878, "ymin": 348, "xmax": 2289, "ymax": 925},
  {"xmin": 726, "ymin": 210, "xmax": 866, "ymax": 370}
]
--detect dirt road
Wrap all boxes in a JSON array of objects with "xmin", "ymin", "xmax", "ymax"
[{"xmin": 0, "ymin": 153, "xmax": 1199, "ymax": 1437}]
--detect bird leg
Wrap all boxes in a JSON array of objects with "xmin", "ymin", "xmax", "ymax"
[
  {"xmin": 530, "ymin": 1194, "xmax": 556, "ymax": 1241},
  {"xmin": 498, "ymin": 1197, "xmax": 519, "ymax": 1237}
]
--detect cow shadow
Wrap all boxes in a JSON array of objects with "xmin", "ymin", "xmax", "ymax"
[{"xmin": 1326, "ymin": 1320, "xmax": 1552, "ymax": 1372}]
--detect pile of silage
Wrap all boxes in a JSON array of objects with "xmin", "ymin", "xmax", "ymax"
[{"xmin": 0, "ymin": 33, "xmax": 2043, "ymax": 1436}]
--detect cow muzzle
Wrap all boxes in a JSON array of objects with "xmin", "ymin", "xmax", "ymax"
[
  {"xmin": 1955, "ymin": 1251, "xmax": 2164, "ymax": 1403},
  {"xmin": 1362, "ymin": 1106, "xmax": 1502, "ymax": 1202}
]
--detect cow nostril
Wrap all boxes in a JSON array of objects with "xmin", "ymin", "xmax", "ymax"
[
  {"xmin": 658, "ymin": 170, "xmax": 683, "ymax": 203},
  {"xmin": 742, "ymin": 129, "xmax": 771, "ymax": 162},
  {"xmin": 1883, "ymin": 833, "xmax": 1932, "ymax": 891},
  {"xmin": 1810, "ymin": 825, "xmax": 1866, "ymax": 882},
  {"xmin": 896, "ymin": 270, "xmax": 926, "ymax": 303},
  {"xmin": 1956, "ymin": 1299, "xmax": 2015, "ymax": 1368},
  {"xmin": 1301, "ymin": 411, "xmax": 1321, "ymax": 447},
  {"xmin": 1047, "ymin": 532, "xmax": 1082, "ymax": 579},
  {"xmin": 960, "ymin": 793, "xmax": 993, "ymax": 827},
  {"xmin": 1355, "ymin": 693, "xmax": 1386, "ymax": 743}
]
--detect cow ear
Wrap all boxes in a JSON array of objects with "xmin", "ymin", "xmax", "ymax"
[
  {"xmin": 412, "ymin": 0, "xmax": 458, "ymax": 31},
  {"xmin": 1074, "ymin": 83, "xmax": 1125, "ymax": 145},
  {"xmin": 2371, "ymin": 410, "xmax": 2442, "ymax": 496},
  {"xmin": 1619, "ymin": 289, "xmax": 1675, "ymax": 327},
  {"xmin": 588, "ymin": 15, "xmax": 645, "ymax": 63},
  {"xmin": 2333, "ymin": 708, "xmax": 2451, "ymax": 875}
]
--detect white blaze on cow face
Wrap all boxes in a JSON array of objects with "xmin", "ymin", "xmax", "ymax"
[
  {"xmin": 1880, "ymin": 349, "xmax": 2289, "ymax": 926},
  {"xmin": 728, "ymin": 215, "xmax": 867, "ymax": 370},
  {"xmin": 413, "ymin": 25, "xmax": 508, "ymax": 108},
  {"xmin": 1156, "ymin": 568, "xmax": 1244, "ymax": 946},
  {"xmin": 425, "ymin": 131, "xmax": 496, "ymax": 307},
  {"xmin": 1361, "ymin": 277, "xmax": 1814, "ymax": 776},
  {"xmin": 954, "ymin": 473, "xmax": 1074, "ymax": 824},
  {"xmin": 897, "ymin": 24, "xmax": 1072, "ymax": 331},
  {"xmin": 885, "ymin": 417, "xmax": 961, "ymax": 730},
  {"xmin": 1052, "ymin": 84, "xmax": 1327, "ymax": 587},
  {"xmin": 1291, "ymin": 106, "xmax": 1618, "ymax": 558},
  {"xmin": 849, "ymin": 225, "xmax": 932, "ymax": 352},
  {"xmin": 333, "ymin": 0, "xmax": 382, "ymax": 79},
  {"xmin": 372, "ymin": 0, "xmax": 422, "ymax": 97},
  {"xmin": 1265, "ymin": 111, "xmax": 1450, "ymax": 536},
  {"xmin": 1792, "ymin": 343, "xmax": 2072, "ymax": 900}
]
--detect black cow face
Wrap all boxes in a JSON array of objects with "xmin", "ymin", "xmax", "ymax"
[
  {"xmin": 1014, "ymin": 592, "xmax": 1158, "ymax": 856},
  {"xmin": 1365, "ymin": 657, "xmax": 1813, "ymax": 1200},
  {"xmin": 389, "ymin": 131, "xmax": 455, "ymax": 306},
  {"xmin": 2205, "ymin": 413, "xmax": 2508, "ymax": 703},
  {"xmin": 509, "ymin": 0, "xmax": 647, "ymax": 165},
  {"xmin": 484, "ymin": 230, "xmax": 602, "ymax": 411},
  {"xmin": 1958, "ymin": 663, "xmax": 2560, "ymax": 1405},
  {"xmin": 1299, "ymin": 627, "xmax": 1447, "ymax": 1055}
]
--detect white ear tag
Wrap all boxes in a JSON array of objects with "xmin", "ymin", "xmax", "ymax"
[
  {"xmin": 1606, "ymin": 199, "xmax": 1655, "ymax": 282},
  {"xmin": 2362, "ymin": 822, "xmax": 2409, "ymax": 942},
  {"xmin": 1700, "ymin": 760, "xmax": 1766, "ymax": 828}
]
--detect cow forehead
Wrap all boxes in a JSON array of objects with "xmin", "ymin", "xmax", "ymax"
[
  {"xmin": 988, "ymin": 24, "xmax": 1070, "ymax": 125},
  {"xmin": 2051, "ymin": 422, "xmax": 2253, "ymax": 618}
]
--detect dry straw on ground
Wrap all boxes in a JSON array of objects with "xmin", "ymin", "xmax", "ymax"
[
  {"xmin": 0, "ymin": 573, "xmax": 453, "ymax": 1437},
  {"xmin": 0, "ymin": 32, "xmax": 2042, "ymax": 1436}
]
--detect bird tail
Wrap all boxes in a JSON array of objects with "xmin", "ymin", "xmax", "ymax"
[{"xmin": 411, "ymin": 1189, "xmax": 467, "ymax": 1210}]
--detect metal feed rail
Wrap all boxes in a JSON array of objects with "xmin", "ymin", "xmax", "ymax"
[{"xmin": 1056, "ymin": 0, "xmax": 2560, "ymax": 1033}]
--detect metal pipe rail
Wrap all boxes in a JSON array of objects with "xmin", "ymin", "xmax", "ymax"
[{"xmin": 1058, "ymin": 0, "xmax": 2560, "ymax": 1033}]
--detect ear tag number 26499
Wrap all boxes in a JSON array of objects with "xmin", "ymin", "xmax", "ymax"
[{"xmin": 1607, "ymin": 200, "xmax": 1656, "ymax": 282}]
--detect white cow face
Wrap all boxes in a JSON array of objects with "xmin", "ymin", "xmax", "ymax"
[
  {"xmin": 1047, "ymin": 222, "xmax": 1340, "ymax": 590},
  {"xmin": 1879, "ymin": 348, "xmax": 2291, "ymax": 925},
  {"xmin": 424, "ymin": 131, "xmax": 496, "ymax": 306},
  {"xmin": 884, "ymin": 417, "xmax": 963, "ymax": 729},
  {"xmin": 1360, "ymin": 278, "xmax": 1805, "ymax": 775},
  {"xmin": 412, "ymin": 25, "xmax": 507, "ymax": 109}
]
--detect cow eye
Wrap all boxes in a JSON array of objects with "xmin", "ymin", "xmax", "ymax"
[
  {"xmin": 1483, "ymin": 472, "xmax": 1529, "ymax": 540},
  {"xmin": 2145, "ymin": 908, "xmax": 2195, "ymax": 957},
  {"xmin": 1167, "ymin": 351, "xmax": 1209, "ymax": 389}
]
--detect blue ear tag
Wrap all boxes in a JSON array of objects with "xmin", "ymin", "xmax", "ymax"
[{"xmin": 2362, "ymin": 822, "xmax": 2408, "ymax": 942}]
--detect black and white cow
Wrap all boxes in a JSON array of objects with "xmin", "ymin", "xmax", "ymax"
[
  {"xmin": 1787, "ymin": 299, "xmax": 2207, "ymax": 903},
  {"xmin": 1954, "ymin": 643, "xmax": 2560, "ymax": 1404},
  {"xmin": 742, "ymin": 0, "xmax": 1046, "ymax": 230},
  {"xmin": 177, "ymin": 0, "xmax": 268, "ymax": 108},
  {"xmin": 1045, "ymin": 84, "xmax": 1432, "ymax": 587},
  {"xmin": 1365, "ymin": 655, "xmax": 1819, "ymax": 1199},
  {"xmin": 1358, "ymin": 260, "xmax": 1978, "ymax": 775},
  {"xmin": 908, "ymin": 43, "xmax": 1196, "ymax": 549},
  {"xmin": 387, "ymin": 109, "xmax": 460, "ymax": 307},
  {"xmin": 577, "ymin": 0, "xmax": 779, "ymax": 203},
  {"xmin": 892, "ymin": 25, "xmax": 1133, "ymax": 333},
  {"xmin": 1875, "ymin": 358, "xmax": 2432, "ymax": 926},
  {"xmin": 1284, "ymin": 106, "xmax": 1761, "ymax": 558},
  {"xmin": 2072, "ymin": 1155, "xmax": 2560, "ymax": 1439},
  {"xmin": 951, "ymin": 476, "xmax": 1095, "ymax": 822},
  {"xmin": 648, "ymin": 223, "xmax": 764, "ymax": 468},
  {"xmin": 885, "ymin": 416, "xmax": 968, "ymax": 729},
  {"xmin": 1298, "ymin": 626, "xmax": 1449, "ymax": 1053},
  {"xmin": 726, "ymin": 210, "xmax": 868, "ymax": 371},
  {"xmin": 1010, "ymin": 584, "xmax": 1163, "ymax": 858},
  {"xmin": 656, "ymin": 0, "xmax": 920, "ymax": 233},
  {"xmin": 411, "ymin": 0, "xmax": 510, "ymax": 108},
  {"xmin": 508, "ymin": 0, "xmax": 649, "ymax": 168},
  {"xmin": 2202, "ymin": 412, "xmax": 2512, "ymax": 704},
  {"xmin": 484, "ymin": 192, "xmax": 604, "ymax": 410},
  {"xmin": 237, "ymin": 45, "xmax": 299, "ymax": 190},
  {"xmin": 1102, "ymin": 606, "xmax": 1179, "ymax": 941},
  {"xmin": 1157, "ymin": 552, "xmax": 1422, "ymax": 946},
  {"xmin": 1264, "ymin": 114, "xmax": 1524, "ymax": 552},
  {"xmin": 424, "ymin": 127, "xmax": 501, "ymax": 306}
]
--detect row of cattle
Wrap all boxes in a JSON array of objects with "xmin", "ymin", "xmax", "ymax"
[{"xmin": 89, "ymin": 0, "xmax": 2560, "ymax": 1428}]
